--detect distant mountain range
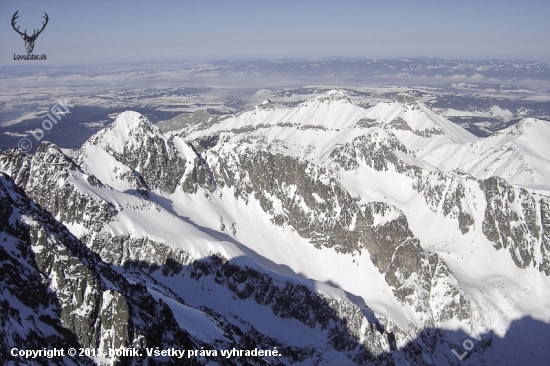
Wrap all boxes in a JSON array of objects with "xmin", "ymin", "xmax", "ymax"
[{"xmin": 204, "ymin": 57, "xmax": 550, "ymax": 83}]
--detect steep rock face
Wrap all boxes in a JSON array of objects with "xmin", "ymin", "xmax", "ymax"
[
  {"xmin": 76, "ymin": 111, "xmax": 216, "ymax": 196},
  {"xmin": 85, "ymin": 233, "xmax": 400, "ymax": 364},
  {"xmin": 329, "ymin": 129, "xmax": 549, "ymax": 274},
  {"xmin": 0, "ymin": 173, "xmax": 197, "ymax": 365},
  {"xmin": 206, "ymin": 146, "xmax": 358, "ymax": 252},
  {"xmin": 0, "ymin": 144, "xmax": 118, "ymax": 234},
  {"xmin": 481, "ymin": 176, "xmax": 549, "ymax": 274},
  {"xmin": 360, "ymin": 202, "xmax": 478, "ymax": 344},
  {"xmin": 201, "ymin": 138, "xmax": 478, "ymax": 343},
  {"xmin": 188, "ymin": 254, "xmax": 394, "ymax": 364},
  {"xmin": 329, "ymin": 131, "xmax": 476, "ymax": 234},
  {"xmin": 0, "ymin": 186, "xmax": 92, "ymax": 365},
  {"xmin": 79, "ymin": 111, "xmax": 189, "ymax": 194},
  {"xmin": 329, "ymin": 130, "xmax": 411, "ymax": 172},
  {"xmin": 413, "ymin": 171, "xmax": 476, "ymax": 234},
  {"xmin": 541, "ymin": 200, "xmax": 550, "ymax": 275}
]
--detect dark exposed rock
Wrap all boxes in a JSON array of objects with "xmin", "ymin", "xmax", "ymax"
[
  {"xmin": 1, "ymin": 143, "xmax": 118, "ymax": 233},
  {"xmin": 0, "ymin": 173, "xmax": 197, "ymax": 365},
  {"xmin": 481, "ymin": 176, "xmax": 541, "ymax": 270}
]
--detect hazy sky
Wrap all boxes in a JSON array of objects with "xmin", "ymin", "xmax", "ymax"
[{"xmin": 1, "ymin": 0, "xmax": 549, "ymax": 66}]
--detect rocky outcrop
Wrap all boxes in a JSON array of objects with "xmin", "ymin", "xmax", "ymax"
[
  {"xmin": 0, "ymin": 173, "xmax": 197, "ymax": 365},
  {"xmin": 481, "ymin": 176, "xmax": 549, "ymax": 274},
  {"xmin": 0, "ymin": 143, "xmax": 118, "ymax": 233},
  {"xmin": 202, "ymin": 139, "xmax": 477, "ymax": 343}
]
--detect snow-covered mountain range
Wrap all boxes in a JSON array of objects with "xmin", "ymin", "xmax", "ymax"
[
  {"xmin": 2, "ymin": 58, "xmax": 550, "ymax": 154},
  {"xmin": 1, "ymin": 90, "xmax": 549, "ymax": 365}
]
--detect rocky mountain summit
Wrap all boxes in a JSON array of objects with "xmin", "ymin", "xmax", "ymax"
[{"xmin": 1, "ymin": 90, "xmax": 549, "ymax": 365}]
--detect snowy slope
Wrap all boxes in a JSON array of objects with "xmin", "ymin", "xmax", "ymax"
[{"xmin": 422, "ymin": 117, "xmax": 550, "ymax": 190}]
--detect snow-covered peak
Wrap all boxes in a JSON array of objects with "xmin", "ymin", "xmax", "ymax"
[
  {"xmin": 477, "ymin": 117, "xmax": 550, "ymax": 160},
  {"xmin": 499, "ymin": 117, "xmax": 550, "ymax": 138},
  {"xmin": 254, "ymin": 99, "xmax": 276, "ymax": 111},
  {"xmin": 83, "ymin": 111, "xmax": 162, "ymax": 153},
  {"xmin": 419, "ymin": 117, "xmax": 550, "ymax": 190},
  {"xmin": 300, "ymin": 88, "xmax": 354, "ymax": 106},
  {"xmin": 109, "ymin": 110, "xmax": 160, "ymax": 138},
  {"xmin": 181, "ymin": 91, "xmax": 482, "ymax": 163},
  {"xmin": 364, "ymin": 95, "xmax": 478, "ymax": 152},
  {"xmin": 183, "ymin": 89, "xmax": 365, "ymax": 145}
]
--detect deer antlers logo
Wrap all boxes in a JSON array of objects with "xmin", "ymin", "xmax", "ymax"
[{"xmin": 11, "ymin": 11, "xmax": 49, "ymax": 54}]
